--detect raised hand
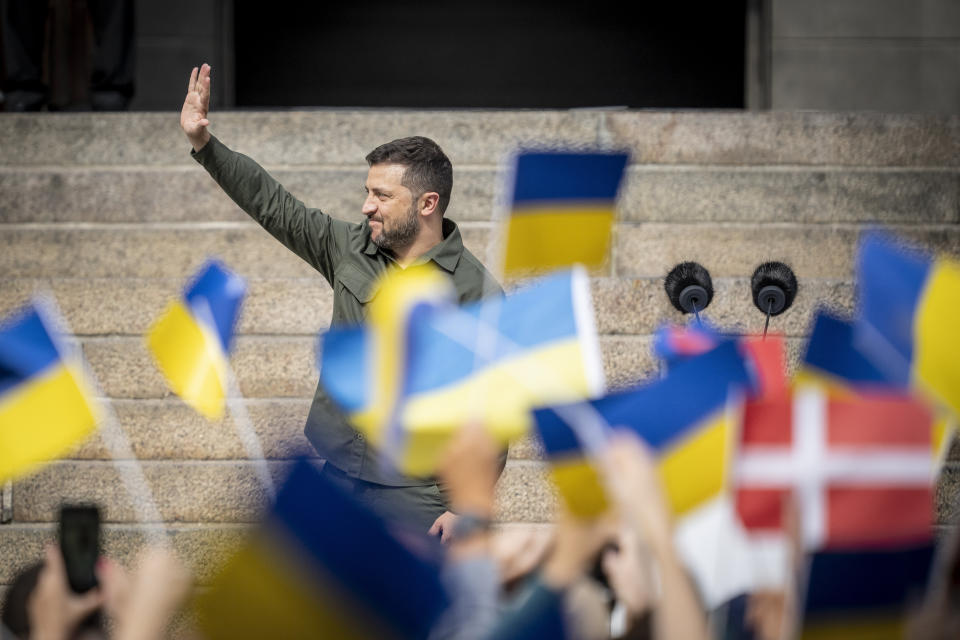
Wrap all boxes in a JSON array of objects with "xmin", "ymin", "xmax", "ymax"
[{"xmin": 180, "ymin": 63, "xmax": 212, "ymax": 151}]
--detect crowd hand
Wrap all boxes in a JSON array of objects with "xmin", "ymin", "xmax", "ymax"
[
  {"xmin": 180, "ymin": 63, "xmax": 212, "ymax": 151},
  {"xmin": 541, "ymin": 512, "xmax": 617, "ymax": 591},
  {"xmin": 111, "ymin": 546, "xmax": 193, "ymax": 640},
  {"xmin": 601, "ymin": 526, "xmax": 654, "ymax": 620},
  {"xmin": 490, "ymin": 526, "xmax": 555, "ymax": 586},
  {"xmin": 604, "ymin": 431, "xmax": 673, "ymax": 553},
  {"xmin": 431, "ymin": 423, "xmax": 500, "ymax": 544},
  {"xmin": 27, "ymin": 544, "xmax": 104, "ymax": 640},
  {"xmin": 746, "ymin": 590, "xmax": 789, "ymax": 640},
  {"xmin": 97, "ymin": 555, "xmax": 131, "ymax": 626},
  {"xmin": 603, "ymin": 431, "xmax": 708, "ymax": 640}
]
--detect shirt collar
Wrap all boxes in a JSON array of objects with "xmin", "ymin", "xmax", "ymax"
[{"xmin": 363, "ymin": 218, "xmax": 463, "ymax": 273}]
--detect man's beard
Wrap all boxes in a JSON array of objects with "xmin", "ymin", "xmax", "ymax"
[{"xmin": 372, "ymin": 203, "xmax": 420, "ymax": 250}]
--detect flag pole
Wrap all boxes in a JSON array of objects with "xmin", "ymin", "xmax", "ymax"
[
  {"xmin": 223, "ymin": 363, "xmax": 276, "ymax": 501},
  {"xmin": 37, "ymin": 296, "xmax": 169, "ymax": 548}
]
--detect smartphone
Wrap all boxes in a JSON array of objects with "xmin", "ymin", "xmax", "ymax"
[{"xmin": 59, "ymin": 504, "xmax": 100, "ymax": 593}]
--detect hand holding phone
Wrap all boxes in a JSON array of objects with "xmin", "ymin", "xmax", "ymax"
[{"xmin": 59, "ymin": 504, "xmax": 100, "ymax": 593}]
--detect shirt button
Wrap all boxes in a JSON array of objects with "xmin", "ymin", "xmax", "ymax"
[{"xmin": 355, "ymin": 433, "xmax": 363, "ymax": 440}]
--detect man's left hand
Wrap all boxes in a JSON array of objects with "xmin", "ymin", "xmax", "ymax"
[{"xmin": 428, "ymin": 511, "xmax": 459, "ymax": 543}]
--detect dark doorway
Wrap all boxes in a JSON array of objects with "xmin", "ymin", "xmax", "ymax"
[{"xmin": 234, "ymin": 1, "xmax": 746, "ymax": 108}]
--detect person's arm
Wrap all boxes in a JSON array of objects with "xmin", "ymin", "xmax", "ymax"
[
  {"xmin": 105, "ymin": 546, "xmax": 193, "ymax": 640},
  {"xmin": 428, "ymin": 426, "xmax": 502, "ymax": 639},
  {"xmin": 484, "ymin": 514, "xmax": 615, "ymax": 640},
  {"xmin": 605, "ymin": 432, "xmax": 709, "ymax": 640},
  {"xmin": 431, "ymin": 425, "xmax": 500, "ymax": 544},
  {"xmin": 179, "ymin": 64, "xmax": 347, "ymax": 283}
]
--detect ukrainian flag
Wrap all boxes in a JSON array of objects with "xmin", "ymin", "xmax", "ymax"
[
  {"xmin": 534, "ymin": 341, "xmax": 753, "ymax": 517},
  {"xmin": 857, "ymin": 232, "xmax": 960, "ymax": 418},
  {"xmin": 146, "ymin": 260, "xmax": 245, "ymax": 420},
  {"xmin": 501, "ymin": 150, "xmax": 629, "ymax": 277},
  {"xmin": 800, "ymin": 312, "xmax": 893, "ymax": 391},
  {"xmin": 0, "ymin": 302, "xmax": 100, "ymax": 483},
  {"xmin": 195, "ymin": 459, "xmax": 449, "ymax": 639},
  {"xmin": 534, "ymin": 409, "xmax": 610, "ymax": 519},
  {"xmin": 320, "ymin": 267, "xmax": 605, "ymax": 476}
]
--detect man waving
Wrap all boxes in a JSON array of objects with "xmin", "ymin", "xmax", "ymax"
[{"xmin": 181, "ymin": 63, "xmax": 502, "ymax": 538}]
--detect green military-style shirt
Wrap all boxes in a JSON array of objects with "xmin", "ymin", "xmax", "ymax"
[{"xmin": 193, "ymin": 135, "xmax": 501, "ymax": 486}]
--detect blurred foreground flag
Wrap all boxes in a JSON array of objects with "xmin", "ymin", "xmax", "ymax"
[
  {"xmin": 857, "ymin": 232, "xmax": 960, "ymax": 416},
  {"xmin": 146, "ymin": 260, "xmax": 245, "ymax": 420},
  {"xmin": 195, "ymin": 459, "xmax": 449, "ymax": 640},
  {"xmin": 537, "ymin": 340, "xmax": 753, "ymax": 517},
  {"xmin": 800, "ymin": 311, "xmax": 895, "ymax": 391},
  {"xmin": 535, "ymin": 341, "xmax": 754, "ymax": 606},
  {"xmin": 735, "ymin": 387, "xmax": 935, "ymax": 552},
  {"xmin": 653, "ymin": 323, "xmax": 788, "ymax": 400},
  {"xmin": 799, "ymin": 543, "xmax": 935, "ymax": 640},
  {"xmin": 653, "ymin": 321, "xmax": 723, "ymax": 364},
  {"xmin": 534, "ymin": 408, "xmax": 610, "ymax": 519},
  {"xmin": 0, "ymin": 302, "xmax": 100, "ymax": 482},
  {"xmin": 321, "ymin": 267, "xmax": 604, "ymax": 476},
  {"xmin": 501, "ymin": 150, "xmax": 629, "ymax": 277}
]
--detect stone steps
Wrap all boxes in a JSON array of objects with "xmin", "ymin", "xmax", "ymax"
[
  {"xmin": 2, "ymin": 223, "xmax": 956, "ymax": 280},
  {"xmin": 2, "ymin": 112, "xmax": 958, "ymax": 166},
  {"xmin": 2, "ymin": 165, "xmax": 956, "ymax": 224},
  {"xmin": 2, "ymin": 110, "xmax": 959, "ymax": 587},
  {"xmin": 0, "ymin": 276, "xmax": 852, "ymax": 336},
  {"xmin": 10, "ymin": 459, "xmax": 554, "ymax": 524}
]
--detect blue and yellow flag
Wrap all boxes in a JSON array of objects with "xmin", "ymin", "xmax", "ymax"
[
  {"xmin": 857, "ymin": 232, "xmax": 960, "ymax": 417},
  {"xmin": 534, "ymin": 341, "xmax": 753, "ymax": 517},
  {"xmin": 534, "ymin": 408, "xmax": 611, "ymax": 519},
  {"xmin": 146, "ymin": 260, "xmax": 245, "ymax": 420},
  {"xmin": 0, "ymin": 302, "xmax": 100, "ymax": 482},
  {"xmin": 502, "ymin": 150, "xmax": 629, "ymax": 277},
  {"xmin": 799, "ymin": 543, "xmax": 935, "ymax": 640},
  {"xmin": 195, "ymin": 458, "xmax": 449, "ymax": 639},
  {"xmin": 320, "ymin": 267, "xmax": 605, "ymax": 476},
  {"xmin": 800, "ymin": 311, "xmax": 894, "ymax": 391}
]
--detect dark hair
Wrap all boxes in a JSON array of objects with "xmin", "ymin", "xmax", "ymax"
[{"xmin": 365, "ymin": 136, "xmax": 453, "ymax": 216}]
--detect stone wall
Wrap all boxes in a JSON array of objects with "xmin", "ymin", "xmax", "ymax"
[
  {"xmin": 771, "ymin": 0, "xmax": 960, "ymax": 112},
  {"xmin": 0, "ymin": 110, "xmax": 958, "ymax": 593}
]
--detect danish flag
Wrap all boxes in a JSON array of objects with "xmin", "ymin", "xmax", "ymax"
[{"xmin": 735, "ymin": 386, "xmax": 935, "ymax": 551}]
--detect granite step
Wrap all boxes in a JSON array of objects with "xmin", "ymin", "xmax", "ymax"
[
  {"xmin": 3, "ymin": 223, "xmax": 956, "ymax": 281},
  {"xmin": 2, "ymin": 164, "xmax": 957, "ymax": 224},
  {"xmin": 0, "ymin": 276, "xmax": 854, "ymax": 337},
  {"xmin": 10, "ymin": 459, "xmax": 554, "ymax": 524},
  {"xmin": 2, "ymin": 111, "xmax": 958, "ymax": 167}
]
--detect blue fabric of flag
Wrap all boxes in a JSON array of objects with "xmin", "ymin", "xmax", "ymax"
[
  {"xmin": 857, "ymin": 232, "xmax": 931, "ymax": 386},
  {"xmin": 803, "ymin": 312, "xmax": 895, "ymax": 387},
  {"xmin": 272, "ymin": 459, "xmax": 449, "ymax": 638},
  {"xmin": 536, "ymin": 410, "xmax": 585, "ymax": 458},
  {"xmin": 318, "ymin": 327, "xmax": 370, "ymax": 413},
  {"xmin": 803, "ymin": 543, "xmax": 934, "ymax": 616},
  {"xmin": 536, "ymin": 341, "xmax": 751, "ymax": 451},
  {"xmin": 183, "ymin": 259, "xmax": 246, "ymax": 353},
  {"xmin": 511, "ymin": 152, "xmax": 629, "ymax": 204},
  {"xmin": 0, "ymin": 307, "xmax": 60, "ymax": 396},
  {"xmin": 404, "ymin": 271, "xmax": 579, "ymax": 395},
  {"xmin": 320, "ymin": 269, "xmax": 586, "ymax": 411}
]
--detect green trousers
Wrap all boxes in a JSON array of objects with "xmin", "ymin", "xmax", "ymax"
[{"xmin": 319, "ymin": 462, "xmax": 448, "ymax": 535}]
